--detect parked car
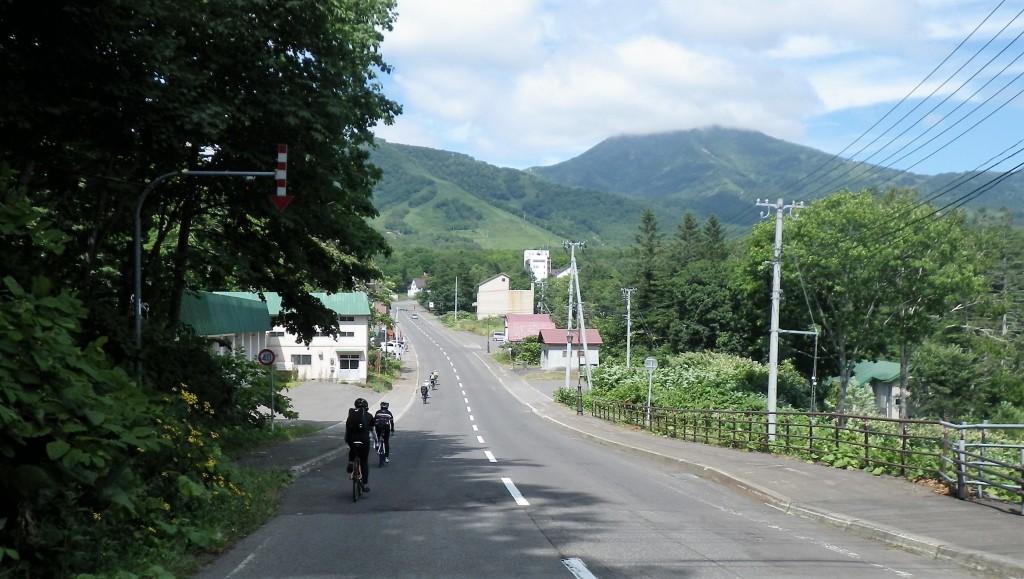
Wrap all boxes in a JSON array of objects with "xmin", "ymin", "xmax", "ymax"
[
  {"xmin": 492, "ymin": 331, "xmax": 506, "ymax": 343},
  {"xmin": 383, "ymin": 340, "xmax": 404, "ymax": 356}
]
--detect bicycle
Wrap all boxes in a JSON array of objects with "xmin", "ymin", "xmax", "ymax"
[
  {"xmin": 421, "ymin": 385, "xmax": 429, "ymax": 403},
  {"xmin": 376, "ymin": 432, "xmax": 388, "ymax": 468},
  {"xmin": 349, "ymin": 442, "xmax": 366, "ymax": 502}
]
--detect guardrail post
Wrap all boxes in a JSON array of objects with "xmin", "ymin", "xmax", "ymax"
[{"xmin": 956, "ymin": 437, "xmax": 967, "ymax": 500}]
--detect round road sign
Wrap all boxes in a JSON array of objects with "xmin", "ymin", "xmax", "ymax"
[{"xmin": 257, "ymin": 349, "xmax": 276, "ymax": 366}]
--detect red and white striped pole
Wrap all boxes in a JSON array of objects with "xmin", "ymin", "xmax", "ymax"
[{"xmin": 269, "ymin": 144, "xmax": 293, "ymax": 212}]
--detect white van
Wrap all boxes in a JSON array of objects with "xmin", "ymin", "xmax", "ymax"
[{"xmin": 491, "ymin": 332, "xmax": 506, "ymax": 343}]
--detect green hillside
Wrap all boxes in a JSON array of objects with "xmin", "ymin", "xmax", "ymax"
[
  {"xmin": 369, "ymin": 128, "xmax": 1024, "ymax": 249},
  {"xmin": 369, "ymin": 141, "xmax": 648, "ymax": 249}
]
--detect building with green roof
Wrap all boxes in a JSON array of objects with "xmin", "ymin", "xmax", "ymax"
[{"xmin": 212, "ymin": 291, "xmax": 372, "ymax": 383}]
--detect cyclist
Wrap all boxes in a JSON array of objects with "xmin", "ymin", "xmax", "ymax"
[
  {"xmin": 430, "ymin": 370, "xmax": 439, "ymax": 389},
  {"xmin": 344, "ymin": 397, "xmax": 374, "ymax": 491},
  {"xmin": 420, "ymin": 381, "xmax": 429, "ymax": 403},
  {"xmin": 373, "ymin": 401, "xmax": 395, "ymax": 463}
]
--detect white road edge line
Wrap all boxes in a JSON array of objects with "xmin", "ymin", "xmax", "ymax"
[
  {"xmin": 562, "ymin": 557, "xmax": 598, "ymax": 579},
  {"xmin": 484, "ymin": 450, "xmax": 497, "ymax": 462},
  {"xmin": 501, "ymin": 477, "xmax": 529, "ymax": 506}
]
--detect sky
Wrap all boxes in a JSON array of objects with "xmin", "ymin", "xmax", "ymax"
[{"xmin": 372, "ymin": 0, "xmax": 1024, "ymax": 176}]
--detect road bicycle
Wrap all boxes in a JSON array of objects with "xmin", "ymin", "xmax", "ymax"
[
  {"xmin": 421, "ymin": 385, "xmax": 429, "ymax": 403},
  {"xmin": 349, "ymin": 442, "xmax": 366, "ymax": 502},
  {"xmin": 376, "ymin": 432, "xmax": 388, "ymax": 468}
]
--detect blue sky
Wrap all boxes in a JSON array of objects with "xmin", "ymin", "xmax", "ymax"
[{"xmin": 373, "ymin": 0, "xmax": 1024, "ymax": 176}]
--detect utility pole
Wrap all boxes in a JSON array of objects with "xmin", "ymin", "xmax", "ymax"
[
  {"xmin": 756, "ymin": 198, "xmax": 802, "ymax": 442},
  {"xmin": 454, "ymin": 276, "xmax": 458, "ymax": 319},
  {"xmin": 621, "ymin": 287, "xmax": 636, "ymax": 367},
  {"xmin": 565, "ymin": 239, "xmax": 598, "ymax": 393}
]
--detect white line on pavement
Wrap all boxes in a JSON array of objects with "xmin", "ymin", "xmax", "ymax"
[
  {"xmin": 477, "ymin": 435, "xmax": 485, "ymax": 443},
  {"xmin": 562, "ymin": 557, "xmax": 598, "ymax": 579},
  {"xmin": 484, "ymin": 450, "xmax": 497, "ymax": 462},
  {"xmin": 501, "ymin": 477, "xmax": 529, "ymax": 506}
]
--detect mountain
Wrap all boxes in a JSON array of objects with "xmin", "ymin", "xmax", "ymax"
[
  {"xmin": 369, "ymin": 141, "xmax": 649, "ymax": 249},
  {"xmin": 528, "ymin": 126, "xmax": 1024, "ymax": 225},
  {"xmin": 369, "ymin": 127, "xmax": 1024, "ymax": 250}
]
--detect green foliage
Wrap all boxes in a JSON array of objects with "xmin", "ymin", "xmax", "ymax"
[
  {"xmin": 588, "ymin": 353, "xmax": 805, "ymax": 412},
  {"xmin": 510, "ymin": 336, "xmax": 542, "ymax": 366}
]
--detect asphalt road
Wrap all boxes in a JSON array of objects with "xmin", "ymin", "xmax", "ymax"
[{"xmin": 196, "ymin": 310, "xmax": 985, "ymax": 578}]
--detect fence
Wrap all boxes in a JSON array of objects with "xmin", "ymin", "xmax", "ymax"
[{"xmin": 590, "ymin": 399, "xmax": 1024, "ymax": 513}]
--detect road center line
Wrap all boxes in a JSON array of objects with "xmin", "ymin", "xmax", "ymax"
[
  {"xmin": 464, "ymin": 397, "xmax": 469, "ymax": 403},
  {"xmin": 484, "ymin": 450, "xmax": 497, "ymax": 462},
  {"xmin": 466, "ymin": 406, "xmax": 472, "ymax": 413},
  {"xmin": 472, "ymin": 425, "xmax": 479, "ymax": 431},
  {"xmin": 469, "ymin": 415, "xmax": 474, "ymax": 421},
  {"xmin": 477, "ymin": 435, "xmax": 485, "ymax": 443},
  {"xmin": 501, "ymin": 477, "xmax": 529, "ymax": 506}
]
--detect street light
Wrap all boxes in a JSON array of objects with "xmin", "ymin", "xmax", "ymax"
[
  {"xmin": 134, "ymin": 165, "xmax": 281, "ymax": 382},
  {"xmin": 644, "ymin": 356, "xmax": 658, "ymax": 429}
]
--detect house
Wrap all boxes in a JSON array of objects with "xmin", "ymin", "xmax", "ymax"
[
  {"xmin": 538, "ymin": 328, "xmax": 603, "ymax": 370},
  {"xmin": 849, "ymin": 360, "xmax": 907, "ymax": 419},
  {"xmin": 504, "ymin": 313, "xmax": 556, "ymax": 342},
  {"xmin": 216, "ymin": 291, "xmax": 371, "ymax": 383},
  {"xmin": 475, "ymin": 273, "xmax": 535, "ymax": 320},
  {"xmin": 408, "ymin": 276, "xmax": 427, "ymax": 297},
  {"xmin": 178, "ymin": 291, "xmax": 272, "ymax": 362}
]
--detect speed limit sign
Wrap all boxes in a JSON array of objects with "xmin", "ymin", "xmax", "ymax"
[{"xmin": 257, "ymin": 348, "xmax": 276, "ymax": 366}]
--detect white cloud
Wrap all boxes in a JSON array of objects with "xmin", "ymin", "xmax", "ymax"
[{"xmin": 373, "ymin": 0, "xmax": 1024, "ymax": 172}]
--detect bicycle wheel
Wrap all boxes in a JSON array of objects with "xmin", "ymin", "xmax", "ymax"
[
  {"xmin": 352, "ymin": 466, "xmax": 359, "ymax": 502},
  {"xmin": 378, "ymin": 445, "xmax": 385, "ymax": 468}
]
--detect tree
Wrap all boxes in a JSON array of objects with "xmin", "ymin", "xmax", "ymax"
[
  {"xmin": 0, "ymin": 0, "xmax": 401, "ymax": 378},
  {"xmin": 631, "ymin": 208, "xmax": 663, "ymax": 322},
  {"xmin": 746, "ymin": 189, "xmax": 984, "ymax": 417}
]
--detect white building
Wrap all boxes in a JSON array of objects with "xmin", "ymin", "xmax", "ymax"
[
  {"xmin": 216, "ymin": 291, "xmax": 371, "ymax": 383},
  {"xmin": 523, "ymin": 249, "xmax": 550, "ymax": 281},
  {"xmin": 475, "ymin": 273, "xmax": 535, "ymax": 320}
]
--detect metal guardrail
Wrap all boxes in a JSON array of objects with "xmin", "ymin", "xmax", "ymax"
[
  {"xmin": 938, "ymin": 421, "xmax": 1024, "ymax": 515},
  {"xmin": 590, "ymin": 400, "xmax": 1024, "ymax": 513}
]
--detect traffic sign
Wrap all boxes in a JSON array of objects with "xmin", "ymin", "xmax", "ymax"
[{"xmin": 257, "ymin": 348, "xmax": 276, "ymax": 366}]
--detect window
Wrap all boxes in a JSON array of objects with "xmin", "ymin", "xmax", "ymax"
[
  {"xmin": 291, "ymin": 355, "xmax": 312, "ymax": 366},
  {"xmin": 339, "ymin": 331, "xmax": 354, "ymax": 338},
  {"xmin": 339, "ymin": 316, "xmax": 355, "ymax": 322},
  {"xmin": 269, "ymin": 331, "xmax": 285, "ymax": 337},
  {"xmin": 338, "ymin": 354, "xmax": 360, "ymax": 370}
]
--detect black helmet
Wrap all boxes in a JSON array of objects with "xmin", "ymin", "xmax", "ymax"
[
  {"xmin": 380, "ymin": 401, "xmax": 389, "ymax": 409},
  {"xmin": 355, "ymin": 397, "xmax": 368, "ymax": 409}
]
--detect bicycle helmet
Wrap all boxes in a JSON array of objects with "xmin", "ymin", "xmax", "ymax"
[
  {"xmin": 354, "ymin": 397, "xmax": 368, "ymax": 409},
  {"xmin": 380, "ymin": 401, "xmax": 389, "ymax": 409}
]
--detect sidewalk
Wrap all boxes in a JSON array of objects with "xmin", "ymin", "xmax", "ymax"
[{"xmin": 235, "ymin": 332, "xmax": 1024, "ymax": 579}]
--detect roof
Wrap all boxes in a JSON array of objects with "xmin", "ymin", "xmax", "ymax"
[
  {"xmin": 852, "ymin": 360, "xmax": 901, "ymax": 384},
  {"xmin": 538, "ymin": 328, "xmax": 604, "ymax": 346},
  {"xmin": 505, "ymin": 314, "xmax": 556, "ymax": 341},
  {"xmin": 477, "ymin": 272, "xmax": 510, "ymax": 287},
  {"xmin": 214, "ymin": 291, "xmax": 370, "ymax": 316},
  {"xmin": 179, "ymin": 291, "xmax": 271, "ymax": 336}
]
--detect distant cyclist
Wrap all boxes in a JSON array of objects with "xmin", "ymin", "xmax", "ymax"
[
  {"xmin": 344, "ymin": 397, "xmax": 374, "ymax": 491},
  {"xmin": 430, "ymin": 370, "xmax": 439, "ymax": 389},
  {"xmin": 420, "ymin": 382, "xmax": 429, "ymax": 403},
  {"xmin": 374, "ymin": 401, "xmax": 395, "ymax": 462}
]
